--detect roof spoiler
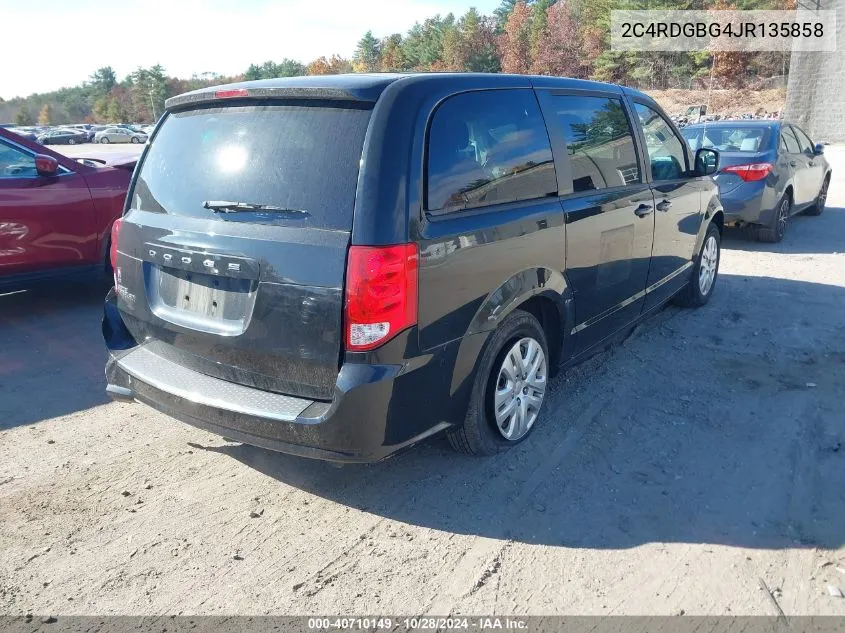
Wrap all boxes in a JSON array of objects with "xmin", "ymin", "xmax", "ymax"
[{"xmin": 165, "ymin": 86, "xmax": 373, "ymax": 111}]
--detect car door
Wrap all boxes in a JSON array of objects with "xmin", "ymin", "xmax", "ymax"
[
  {"xmin": 791, "ymin": 125, "xmax": 825, "ymax": 202},
  {"xmin": 780, "ymin": 125, "xmax": 812, "ymax": 205},
  {"xmin": 630, "ymin": 99, "xmax": 704, "ymax": 311},
  {"xmin": 0, "ymin": 137, "xmax": 98, "ymax": 276},
  {"xmin": 536, "ymin": 90, "xmax": 654, "ymax": 353}
]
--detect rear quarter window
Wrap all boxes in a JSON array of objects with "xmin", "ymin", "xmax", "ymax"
[
  {"xmin": 426, "ymin": 89, "xmax": 557, "ymax": 214},
  {"xmin": 130, "ymin": 101, "xmax": 372, "ymax": 230}
]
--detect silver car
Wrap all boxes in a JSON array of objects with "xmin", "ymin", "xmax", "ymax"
[{"xmin": 94, "ymin": 127, "xmax": 147, "ymax": 144}]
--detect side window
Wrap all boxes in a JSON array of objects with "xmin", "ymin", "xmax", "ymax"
[
  {"xmin": 633, "ymin": 103, "xmax": 688, "ymax": 181},
  {"xmin": 792, "ymin": 126, "xmax": 814, "ymax": 153},
  {"xmin": 546, "ymin": 95, "xmax": 640, "ymax": 192},
  {"xmin": 426, "ymin": 89, "xmax": 557, "ymax": 213},
  {"xmin": 780, "ymin": 126, "xmax": 801, "ymax": 153},
  {"xmin": 0, "ymin": 141, "xmax": 37, "ymax": 179}
]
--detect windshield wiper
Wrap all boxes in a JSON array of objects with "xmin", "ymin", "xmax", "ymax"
[{"xmin": 202, "ymin": 200, "xmax": 309, "ymax": 215}]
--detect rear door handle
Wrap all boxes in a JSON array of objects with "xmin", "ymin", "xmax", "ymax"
[
  {"xmin": 656, "ymin": 199, "xmax": 672, "ymax": 212},
  {"xmin": 634, "ymin": 204, "xmax": 653, "ymax": 217}
]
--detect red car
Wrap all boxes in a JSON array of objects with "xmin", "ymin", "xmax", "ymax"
[{"xmin": 0, "ymin": 127, "xmax": 134, "ymax": 291}]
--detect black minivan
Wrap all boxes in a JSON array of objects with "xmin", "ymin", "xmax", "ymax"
[{"xmin": 103, "ymin": 73, "xmax": 723, "ymax": 462}]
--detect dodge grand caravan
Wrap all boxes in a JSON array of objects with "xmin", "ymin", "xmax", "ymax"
[{"xmin": 103, "ymin": 73, "xmax": 723, "ymax": 462}]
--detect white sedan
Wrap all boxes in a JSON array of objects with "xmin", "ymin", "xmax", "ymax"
[{"xmin": 94, "ymin": 127, "xmax": 148, "ymax": 144}]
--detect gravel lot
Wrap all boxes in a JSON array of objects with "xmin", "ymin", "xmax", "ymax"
[{"xmin": 1, "ymin": 147, "xmax": 844, "ymax": 617}]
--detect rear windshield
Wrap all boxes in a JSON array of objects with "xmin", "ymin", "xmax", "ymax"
[
  {"xmin": 681, "ymin": 126, "xmax": 771, "ymax": 153},
  {"xmin": 130, "ymin": 101, "xmax": 372, "ymax": 229}
]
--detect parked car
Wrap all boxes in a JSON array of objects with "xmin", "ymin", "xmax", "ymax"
[
  {"xmin": 36, "ymin": 128, "xmax": 89, "ymax": 145},
  {"xmin": 102, "ymin": 74, "xmax": 723, "ymax": 462},
  {"xmin": 7, "ymin": 128, "xmax": 38, "ymax": 142},
  {"xmin": 681, "ymin": 121, "xmax": 831, "ymax": 242},
  {"xmin": 95, "ymin": 127, "xmax": 148, "ymax": 144},
  {"xmin": 0, "ymin": 128, "xmax": 135, "ymax": 290}
]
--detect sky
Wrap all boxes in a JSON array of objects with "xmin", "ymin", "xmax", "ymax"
[{"xmin": 1, "ymin": 0, "xmax": 502, "ymax": 100}]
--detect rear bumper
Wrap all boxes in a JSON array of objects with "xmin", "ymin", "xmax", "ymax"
[
  {"xmin": 103, "ymin": 290, "xmax": 468, "ymax": 463},
  {"xmin": 718, "ymin": 180, "xmax": 778, "ymax": 226}
]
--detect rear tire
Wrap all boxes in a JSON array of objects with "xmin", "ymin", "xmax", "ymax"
[
  {"xmin": 756, "ymin": 193, "xmax": 790, "ymax": 243},
  {"xmin": 448, "ymin": 310, "xmax": 549, "ymax": 456},
  {"xmin": 674, "ymin": 222, "xmax": 721, "ymax": 308},
  {"xmin": 804, "ymin": 175, "xmax": 829, "ymax": 216}
]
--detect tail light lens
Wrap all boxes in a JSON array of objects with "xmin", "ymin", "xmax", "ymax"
[
  {"xmin": 721, "ymin": 162, "xmax": 773, "ymax": 182},
  {"xmin": 109, "ymin": 218, "xmax": 123, "ymax": 285},
  {"xmin": 344, "ymin": 244, "xmax": 419, "ymax": 351}
]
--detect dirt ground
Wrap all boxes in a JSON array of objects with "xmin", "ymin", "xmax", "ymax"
[
  {"xmin": 1, "ymin": 148, "xmax": 843, "ymax": 617},
  {"xmin": 647, "ymin": 88, "xmax": 786, "ymax": 116}
]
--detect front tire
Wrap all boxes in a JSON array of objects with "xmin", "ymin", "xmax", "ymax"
[
  {"xmin": 448, "ymin": 310, "xmax": 549, "ymax": 456},
  {"xmin": 100, "ymin": 137, "xmax": 109, "ymax": 144},
  {"xmin": 131, "ymin": 137, "xmax": 140, "ymax": 144},
  {"xmin": 674, "ymin": 222, "xmax": 721, "ymax": 308},
  {"xmin": 68, "ymin": 138, "xmax": 76, "ymax": 145}
]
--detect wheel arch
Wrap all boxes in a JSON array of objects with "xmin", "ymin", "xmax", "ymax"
[{"xmin": 465, "ymin": 266, "xmax": 574, "ymax": 373}]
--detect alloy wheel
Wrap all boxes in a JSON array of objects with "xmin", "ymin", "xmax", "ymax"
[
  {"xmin": 492, "ymin": 337, "xmax": 547, "ymax": 441},
  {"xmin": 818, "ymin": 180, "xmax": 828, "ymax": 212},
  {"xmin": 777, "ymin": 198, "xmax": 789, "ymax": 238},
  {"xmin": 698, "ymin": 234, "xmax": 718, "ymax": 296}
]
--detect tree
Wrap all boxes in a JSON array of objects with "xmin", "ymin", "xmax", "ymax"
[
  {"xmin": 37, "ymin": 104, "xmax": 53, "ymax": 125},
  {"xmin": 529, "ymin": 0, "xmax": 553, "ymax": 59},
  {"xmin": 461, "ymin": 11, "xmax": 501, "ymax": 73},
  {"xmin": 353, "ymin": 31, "xmax": 381, "ymax": 73},
  {"xmin": 89, "ymin": 67, "xmax": 117, "ymax": 98},
  {"xmin": 499, "ymin": 1, "xmax": 533, "ymax": 74},
  {"xmin": 379, "ymin": 34, "xmax": 406, "ymax": 71},
  {"xmin": 401, "ymin": 14, "xmax": 456, "ymax": 70},
  {"xmin": 129, "ymin": 65, "xmax": 167, "ymax": 122},
  {"xmin": 244, "ymin": 59, "xmax": 306, "ymax": 80},
  {"xmin": 307, "ymin": 55, "xmax": 351, "ymax": 75},
  {"xmin": 533, "ymin": 1, "xmax": 583, "ymax": 77},
  {"xmin": 14, "ymin": 106, "xmax": 34, "ymax": 126}
]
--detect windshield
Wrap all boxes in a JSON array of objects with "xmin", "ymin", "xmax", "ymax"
[
  {"xmin": 130, "ymin": 101, "xmax": 372, "ymax": 229},
  {"xmin": 681, "ymin": 126, "xmax": 771, "ymax": 153}
]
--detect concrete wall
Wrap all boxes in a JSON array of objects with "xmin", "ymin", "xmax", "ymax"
[{"xmin": 783, "ymin": 0, "xmax": 845, "ymax": 142}]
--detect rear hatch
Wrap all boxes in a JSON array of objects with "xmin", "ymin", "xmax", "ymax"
[{"xmin": 114, "ymin": 98, "xmax": 373, "ymax": 401}]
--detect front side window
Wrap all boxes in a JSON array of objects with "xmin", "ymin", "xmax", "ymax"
[
  {"xmin": 426, "ymin": 89, "xmax": 557, "ymax": 213},
  {"xmin": 0, "ymin": 141, "xmax": 37, "ymax": 179},
  {"xmin": 634, "ymin": 103, "xmax": 687, "ymax": 181},
  {"xmin": 547, "ymin": 95, "xmax": 641, "ymax": 192}
]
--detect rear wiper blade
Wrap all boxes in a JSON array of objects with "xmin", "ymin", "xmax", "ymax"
[{"xmin": 202, "ymin": 200, "xmax": 309, "ymax": 215}]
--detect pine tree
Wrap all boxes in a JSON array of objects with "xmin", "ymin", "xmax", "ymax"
[
  {"xmin": 15, "ymin": 106, "xmax": 34, "ymax": 126},
  {"xmin": 353, "ymin": 31, "xmax": 381, "ymax": 73}
]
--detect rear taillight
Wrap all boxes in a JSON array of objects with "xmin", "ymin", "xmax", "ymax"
[
  {"xmin": 110, "ymin": 218, "xmax": 123, "ymax": 284},
  {"xmin": 721, "ymin": 162, "xmax": 773, "ymax": 182},
  {"xmin": 344, "ymin": 244, "xmax": 419, "ymax": 351}
]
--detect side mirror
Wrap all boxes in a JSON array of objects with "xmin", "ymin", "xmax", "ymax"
[
  {"xmin": 694, "ymin": 148, "xmax": 719, "ymax": 176},
  {"xmin": 814, "ymin": 142, "xmax": 825, "ymax": 155},
  {"xmin": 34, "ymin": 154, "xmax": 59, "ymax": 177}
]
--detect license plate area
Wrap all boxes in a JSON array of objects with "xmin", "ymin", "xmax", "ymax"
[{"xmin": 146, "ymin": 264, "xmax": 258, "ymax": 336}]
